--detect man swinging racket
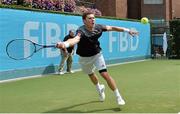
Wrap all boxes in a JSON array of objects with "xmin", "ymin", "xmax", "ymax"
[{"xmin": 56, "ymin": 12, "xmax": 138, "ymax": 105}]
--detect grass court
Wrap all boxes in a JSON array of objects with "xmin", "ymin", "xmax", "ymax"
[{"xmin": 0, "ymin": 59, "xmax": 179, "ymax": 113}]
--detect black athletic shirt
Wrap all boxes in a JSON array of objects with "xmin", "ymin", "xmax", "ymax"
[{"xmin": 76, "ymin": 24, "xmax": 107, "ymax": 57}]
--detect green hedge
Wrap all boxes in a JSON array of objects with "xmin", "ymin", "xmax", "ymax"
[{"xmin": 169, "ymin": 19, "xmax": 180, "ymax": 58}]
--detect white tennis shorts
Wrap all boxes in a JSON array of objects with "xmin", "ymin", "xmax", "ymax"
[{"xmin": 79, "ymin": 52, "xmax": 107, "ymax": 74}]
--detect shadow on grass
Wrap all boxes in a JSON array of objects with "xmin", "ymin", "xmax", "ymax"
[{"xmin": 45, "ymin": 101, "xmax": 121, "ymax": 113}]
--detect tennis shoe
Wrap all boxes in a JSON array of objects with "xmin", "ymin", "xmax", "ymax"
[
  {"xmin": 58, "ymin": 71, "xmax": 64, "ymax": 75},
  {"xmin": 66, "ymin": 71, "xmax": 74, "ymax": 74},
  {"xmin": 98, "ymin": 84, "xmax": 105, "ymax": 102},
  {"xmin": 116, "ymin": 96, "xmax": 125, "ymax": 105}
]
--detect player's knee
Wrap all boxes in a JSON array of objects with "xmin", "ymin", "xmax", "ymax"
[
  {"xmin": 99, "ymin": 69, "xmax": 107, "ymax": 73},
  {"xmin": 99, "ymin": 69, "xmax": 112, "ymax": 80}
]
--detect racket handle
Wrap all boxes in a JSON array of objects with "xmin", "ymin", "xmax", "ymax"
[{"xmin": 43, "ymin": 45, "xmax": 56, "ymax": 48}]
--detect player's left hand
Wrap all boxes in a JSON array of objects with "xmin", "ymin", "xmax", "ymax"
[{"xmin": 56, "ymin": 42, "xmax": 66, "ymax": 49}]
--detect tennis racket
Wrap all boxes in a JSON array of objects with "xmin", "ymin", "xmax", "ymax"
[{"xmin": 6, "ymin": 39, "xmax": 57, "ymax": 60}]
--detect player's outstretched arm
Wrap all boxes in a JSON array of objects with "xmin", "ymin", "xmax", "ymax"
[
  {"xmin": 105, "ymin": 25, "xmax": 139, "ymax": 36},
  {"xmin": 56, "ymin": 34, "xmax": 81, "ymax": 49}
]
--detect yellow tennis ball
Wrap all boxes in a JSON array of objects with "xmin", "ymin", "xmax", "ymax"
[{"xmin": 141, "ymin": 17, "xmax": 149, "ymax": 24}]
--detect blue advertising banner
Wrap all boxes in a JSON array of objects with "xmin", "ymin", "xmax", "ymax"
[{"xmin": 0, "ymin": 8, "xmax": 150, "ymax": 80}]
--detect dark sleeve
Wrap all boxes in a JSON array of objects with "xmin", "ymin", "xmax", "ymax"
[
  {"xmin": 97, "ymin": 24, "xmax": 107, "ymax": 31},
  {"xmin": 76, "ymin": 28, "xmax": 84, "ymax": 38}
]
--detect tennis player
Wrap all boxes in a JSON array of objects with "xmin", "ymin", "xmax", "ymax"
[{"xmin": 56, "ymin": 12, "xmax": 138, "ymax": 105}]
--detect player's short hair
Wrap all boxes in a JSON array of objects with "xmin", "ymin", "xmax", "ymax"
[{"xmin": 82, "ymin": 12, "xmax": 94, "ymax": 20}]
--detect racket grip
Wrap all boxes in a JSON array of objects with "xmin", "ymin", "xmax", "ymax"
[{"xmin": 44, "ymin": 45, "xmax": 56, "ymax": 48}]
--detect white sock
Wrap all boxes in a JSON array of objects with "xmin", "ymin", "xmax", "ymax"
[
  {"xmin": 114, "ymin": 88, "xmax": 121, "ymax": 98},
  {"xmin": 96, "ymin": 82, "xmax": 101, "ymax": 91}
]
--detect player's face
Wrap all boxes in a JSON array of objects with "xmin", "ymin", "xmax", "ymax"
[{"xmin": 84, "ymin": 14, "xmax": 95, "ymax": 28}]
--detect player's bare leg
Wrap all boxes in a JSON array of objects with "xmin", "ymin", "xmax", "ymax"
[
  {"xmin": 100, "ymin": 71, "xmax": 125, "ymax": 105},
  {"xmin": 89, "ymin": 73, "xmax": 105, "ymax": 101}
]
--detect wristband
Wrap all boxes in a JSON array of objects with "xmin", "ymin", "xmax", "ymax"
[
  {"xmin": 123, "ymin": 28, "xmax": 130, "ymax": 32},
  {"xmin": 63, "ymin": 42, "xmax": 70, "ymax": 48}
]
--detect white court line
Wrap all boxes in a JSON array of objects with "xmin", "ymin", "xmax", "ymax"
[{"xmin": 0, "ymin": 59, "xmax": 151, "ymax": 83}]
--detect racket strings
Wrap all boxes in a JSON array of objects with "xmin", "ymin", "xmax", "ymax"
[{"xmin": 6, "ymin": 39, "xmax": 36, "ymax": 60}]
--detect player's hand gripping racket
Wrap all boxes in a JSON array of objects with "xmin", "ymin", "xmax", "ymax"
[{"xmin": 6, "ymin": 39, "xmax": 57, "ymax": 60}]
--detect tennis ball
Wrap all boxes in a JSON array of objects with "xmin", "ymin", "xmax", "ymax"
[{"xmin": 141, "ymin": 17, "xmax": 149, "ymax": 24}]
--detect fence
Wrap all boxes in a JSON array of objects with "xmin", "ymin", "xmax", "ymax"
[{"xmin": 151, "ymin": 20, "xmax": 170, "ymax": 58}]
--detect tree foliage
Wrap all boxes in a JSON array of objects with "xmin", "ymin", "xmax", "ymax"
[{"xmin": 169, "ymin": 19, "xmax": 180, "ymax": 58}]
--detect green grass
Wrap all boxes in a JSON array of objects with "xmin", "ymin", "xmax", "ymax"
[{"xmin": 0, "ymin": 60, "xmax": 180, "ymax": 113}]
